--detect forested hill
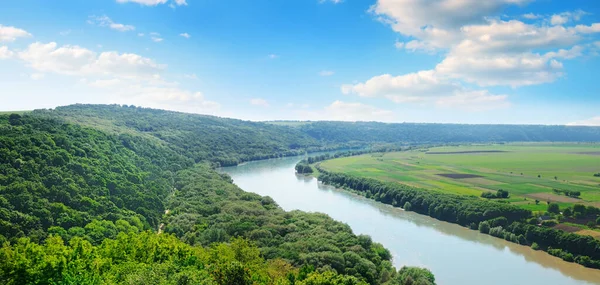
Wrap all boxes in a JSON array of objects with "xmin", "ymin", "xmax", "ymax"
[
  {"xmin": 0, "ymin": 109, "xmax": 437, "ymax": 284},
  {"xmin": 292, "ymin": 121, "xmax": 600, "ymax": 144},
  {"xmin": 33, "ymin": 104, "xmax": 331, "ymax": 166}
]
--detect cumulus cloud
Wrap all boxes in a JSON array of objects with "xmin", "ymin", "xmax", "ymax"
[
  {"xmin": 567, "ymin": 116, "xmax": 600, "ymax": 126},
  {"xmin": 18, "ymin": 42, "xmax": 164, "ymax": 79},
  {"xmin": 368, "ymin": 0, "xmax": 600, "ymax": 88},
  {"xmin": 0, "ymin": 46, "xmax": 13, "ymax": 59},
  {"xmin": 250, "ymin": 98, "xmax": 269, "ymax": 107},
  {"xmin": 435, "ymin": 90, "xmax": 510, "ymax": 111},
  {"xmin": 342, "ymin": 70, "xmax": 458, "ymax": 102},
  {"xmin": 325, "ymin": 101, "xmax": 393, "ymax": 122},
  {"xmin": 0, "ymin": 25, "xmax": 32, "ymax": 42},
  {"xmin": 88, "ymin": 15, "xmax": 135, "ymax": 32},
  {"xmin": 179, "ymin": 33, "xmax": 191, "ymax": 39},
  {"xmin": 341, "ymin": 69, "xmax": 510, "ymax": 110}
]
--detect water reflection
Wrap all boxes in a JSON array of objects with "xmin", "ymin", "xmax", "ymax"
[{"xmin": 222, "ymin": 155, "xmax": 600, "ymax": 285}]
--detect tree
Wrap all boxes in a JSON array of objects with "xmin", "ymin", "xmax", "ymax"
[
  {"xmin": 403, "ymin": 202, "xmax": 412, "ymax": 211},
  {"xmin": 478, "ymin": 221, "xmax": 490, "ymax": 234},
  {"xmin": 548, "ymin": 203, "xmax": 560, "ymax": 214}
]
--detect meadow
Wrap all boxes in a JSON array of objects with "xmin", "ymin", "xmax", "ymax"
[{"xmin": 320, "ymin": 143, "xmax": 600, "ymax": 214}]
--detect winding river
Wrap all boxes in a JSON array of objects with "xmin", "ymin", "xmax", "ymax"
[{"xmin": 222, "ymin": 155, "xmax": 600, "ymax": 285}]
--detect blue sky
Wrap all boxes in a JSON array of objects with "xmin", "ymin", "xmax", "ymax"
[{"xmin": 1, "ymin": 0, "xmax": 600, "ymax": 125}]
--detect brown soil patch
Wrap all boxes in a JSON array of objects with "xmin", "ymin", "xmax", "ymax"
[
  {"xmin": 524, "ymin": 192, "xmax": 581, "ymax": 203},
  {"xmin": 553, "ymin": 224, "xmax": 581, "ymax": 233},
  {"xmin": 426, "ymin": 150, "xmax": 508, "ymax": 155},
  {"xmin": 576, "ymin": 230, "xmax": 600, "ymax": 240},
  {"xmin": 436, "ymin": 173, "xmax": 484, "ymax": 179}
]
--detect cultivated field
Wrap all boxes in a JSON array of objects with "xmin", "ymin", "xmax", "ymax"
[{"xmin": 319, "ymin": 143, "xmax": 600, "ymax": 212}]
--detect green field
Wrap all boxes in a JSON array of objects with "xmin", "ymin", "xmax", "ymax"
[{"xmin": 320, "ymin": 143, "xmax": 600, "ymax": 212}]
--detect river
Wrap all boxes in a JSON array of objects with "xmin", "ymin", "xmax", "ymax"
[{"xmin": 221, "ymin": 155, "xmax": 600, "ymax": 285}]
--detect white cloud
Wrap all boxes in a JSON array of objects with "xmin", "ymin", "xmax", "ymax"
[
  {"xmin": 325, "ymin": 101, "xmax": 393, "ymax": 122},
  {"xmin": 0, "ymin": 25, "xmax": 32, "ymax": 42},
  {"xmin": 250, "ymin": 98, "xmax": 269, "ymax": 107},
  {"xmin": 342, "ymin": 69, "xmax": 510, "ymax": 110},
  {"xmin": 436, "ymin": 53, "xmax": 564, "ymax": 87},
  {"xmin": 567, "ymin": 116, "xmax": 600, "ymax": 126},
  {"xmin": 0, "ymin": 46, "xmax": 14, "ymax": 59},
  {"xmin": 179, "ymin": 33, "xmax": 191, "ymax": 38},
  {"xmin": 371, "ymin": 0, "xmax": 529, "ymax": 51},
  {"xmin": 551, "ymin": 10, "xmax": 588, "ymax": 26},
  {"xmin": 342, "ymin": 70, "xmax": 458, "ymax": 101},
  {"xmin": 138, "ymin": 33, "xmax": 145, "ymax": 37},
  {"xmin": 116, "ymin": 0, "xmax": 168, "ymax": 5},
  {"xmin": 574, "ymin": 23, "xmax": 600, "ymax": 34},
  {"xmin": 551, "ymin": 15, "xmax": 568, "ymax": 26},
  {"xmin": 522, "ymin": 13, "xmax": 541, "ymax": 20},
  {"xmin": 88, "ymin": 15, "xmax": 135, "ymax": 32},
  {"xmin": 319, "ymin": 70, "xmax": 334, "ymax": 76},
  {"xmin": 319, "ymin": 0, "xmax": 343, "ymax": 4},
  {"xmin": 149, "ymin": 32, "xmax": 163, "ymax": 42},
  {"xmin": 174, "ymin": 0, "xmax": 187, "ymax": 5},
  {"xmin": 59, "ymin": 30, "xmax": 71, "ymax": 36},
  {"xmin": 435, "ymin": 90, "xmax": 510, "ymax": 111},
  {"xmin": 371, "ymin": 1, "xmax": 600, "ymax": 88},
  {"xmin": 18, "ymin": 42, "xmax": 164, "ymax": 79},
  {"xmin": 184, "ymin": 73, "xmax": 197, "ymax": 79}
]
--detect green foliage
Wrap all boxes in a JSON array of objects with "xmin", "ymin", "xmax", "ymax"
[
  {"xmin": 0, "ymin": 106, "xmax": 411, "ymax": 284},
  {"xmin": 317, "ymin": 165, "xmax": 600, "ymax": 270},
  {"xmin": 296, "ymin": 163, "xmax": 314, "ymax": 174},
  {"xmin": 531, "ymin": 242, "xmax": 540, "ymax": 250},
  {"xmin": 391, "ymin": 267, "xmax": 436, "ymax": 285},
  {"xmin": 481, "ymin": 189, "xmax": 509, "ymax": 199},
  {"xmin": 297, "ymin": 121, "xmax": 600, "ymax": 144},
  {"xmin": 0, "ymin": 115, "xmax": 177, "ymax": 241},
  {"xmin": 34, "ymin": 104, "xmax": 342, "ymax": 167},
  {"xmin": 165, "ymin": 164, "xmax": 394, "ymax": 284},
  {"xmin": 547, "ymin": 203, "xmax": 560, "ymax": 214},
  {"xmin": 552, "ymin": 189, "xmax": 581, "ymax": 198},
  {"xmin": 0, "ymin": 231, "xmax": 307, "ymax": 285},
  {"xmin": 478, "ymin": 221, "xmax": 490, "ymax": 234}
]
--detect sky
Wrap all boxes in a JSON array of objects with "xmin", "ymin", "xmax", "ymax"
[{"xmin": 1, "ymin": 0, "xmax": 600, "ymax": 125}]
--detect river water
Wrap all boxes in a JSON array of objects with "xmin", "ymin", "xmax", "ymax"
[{"xmin": 221, "ymin": 155, "xmax": 600, "ymax": 285}]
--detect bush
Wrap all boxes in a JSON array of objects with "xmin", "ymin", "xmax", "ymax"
[
  {"xmin": 403, "ymin": 202, "xmax": 412, "ymax": 211},
  {"xmin": 478, "ymin": 221, "xmax": 490, "ymax": 234},
  {"xmin": 531, "ymin": 242, "xmax": 540, "ymax": 250}
]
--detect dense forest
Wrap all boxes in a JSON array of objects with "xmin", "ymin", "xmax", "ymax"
[
  {"xmin": 294, "ymin": 121, "xmax": 600, "ymax": 144},
  {"xmin": 0, "ymin": 106, "xmax": 435, "ymax": 284},
  {"xmin": 315, "ymin": 165, "xmax": 600, "ymax": 269}
]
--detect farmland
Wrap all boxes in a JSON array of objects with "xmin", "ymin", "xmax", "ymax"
[{"xmin": 319, "ymin": 143, "xmax": 600, "ymax": 212}]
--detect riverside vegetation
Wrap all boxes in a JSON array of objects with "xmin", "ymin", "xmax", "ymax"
[
  {"xmin": 305, "ymin": 148, "xmax": 600, "ymax": 270},
  {"xmin": 3, "ymin": 104, "xmax": 600, "ymax": 284}
]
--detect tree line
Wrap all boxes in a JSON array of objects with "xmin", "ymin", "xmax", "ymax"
[{"xmin": 315, "ymin": 166, "xmax": 600, "ymax": 269}]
